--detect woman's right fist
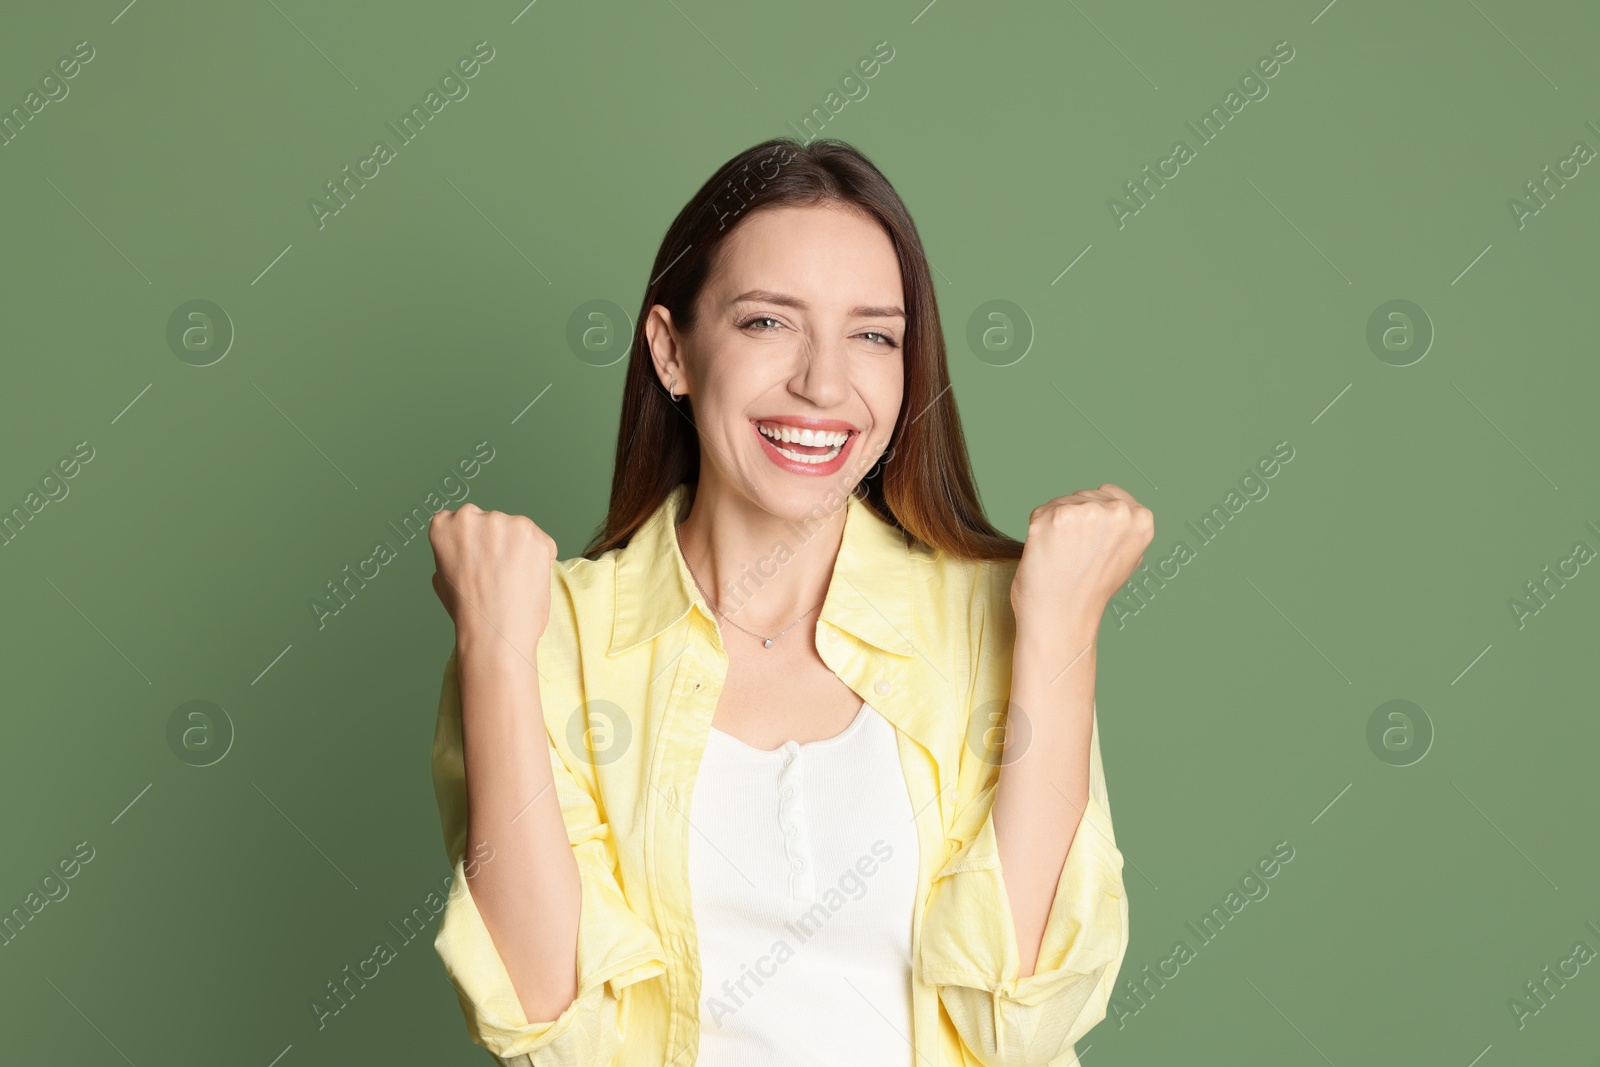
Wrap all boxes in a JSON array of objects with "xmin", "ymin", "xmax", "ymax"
[{"xmin": 428, "ymin": 502, "xmax": 558, "ymax": 656}]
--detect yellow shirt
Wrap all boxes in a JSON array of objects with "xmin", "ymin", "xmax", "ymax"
[{"xmin": 430, "ymin": 482, "xmax": 1130, "ymax": 1066}]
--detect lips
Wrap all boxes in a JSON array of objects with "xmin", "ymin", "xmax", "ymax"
[
  {"xmin": 755, "ymin": 420, "xmax": 852, "ymax": 452},
  {"xmin": 751, "ymin": 418, "xmax": 860, "ymax": 475}
]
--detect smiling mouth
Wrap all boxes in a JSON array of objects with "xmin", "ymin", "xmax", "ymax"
[{"xmin": 754, "ymin": 420, "xmax": 855, "ymax": 464}]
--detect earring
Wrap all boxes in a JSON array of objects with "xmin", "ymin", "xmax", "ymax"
[{"xmin": 667, "ymin": 375, "xmax": 683, "ymax": 402}]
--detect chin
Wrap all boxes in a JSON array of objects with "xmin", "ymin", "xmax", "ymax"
[{"xmin": 748, "ymin": 476, "xmax": 860, "ymax": 526}]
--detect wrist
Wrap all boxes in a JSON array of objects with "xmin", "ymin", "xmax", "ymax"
[
  {"xmin": 1015, "ymin": 607, "xmax": 1102, "ymax": 654},
  {"xmin": 455, "ymin": 628, "xmax": 541, "ymax": 668}
]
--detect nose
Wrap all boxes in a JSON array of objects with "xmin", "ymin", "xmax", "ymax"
[{"xmin": 788, "ymin": 331, "xmax": 850, "ymax": 409}]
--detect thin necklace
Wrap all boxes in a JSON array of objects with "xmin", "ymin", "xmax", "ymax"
[{"xmin": 675, "ymin": 523, "xmax": 823, "ymax": 649}]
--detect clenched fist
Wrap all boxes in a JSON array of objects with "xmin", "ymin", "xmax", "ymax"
[
  {"xmin": 428, "ymin": 502, "xmax": 558, "ymax": 657},
  {"xmin": 1010, "ymin": 484, "xmax": 1154, "ymax": 642}
]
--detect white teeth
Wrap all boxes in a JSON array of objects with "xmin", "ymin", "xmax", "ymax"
[
  {"xmin": 755, "ymin": 422, "xmax": 848, "ymax": 464},
  {"xmin": 770, "ymin": 441, "xmax": 843, "ymax": 464},
  {"xmin": 756, "ymin": 422, "xmax": 851, "ymax": 447}
]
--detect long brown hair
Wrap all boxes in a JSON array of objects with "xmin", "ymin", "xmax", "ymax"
[{"xmin": 582, "ymin": 137, "xmax": 1023, "ymax": 563}]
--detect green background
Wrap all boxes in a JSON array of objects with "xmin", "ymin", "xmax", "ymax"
[{"xmin": 2, "ymin": 0, "xmax": 1596, "ymax": 1063}]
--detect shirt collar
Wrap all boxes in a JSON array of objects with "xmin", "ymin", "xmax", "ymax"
[{"xmin": 608, "ymin": 482, "xmax": 925, "ymax": 659}]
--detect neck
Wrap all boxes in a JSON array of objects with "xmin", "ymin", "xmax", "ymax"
[{"xmin": 675, "ymin": 478, "xmax": 850, "ymax": 635}]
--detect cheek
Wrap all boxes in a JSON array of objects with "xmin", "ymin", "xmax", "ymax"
[
  {"xmin": 863, "ymin": 360, "xmax": 904, "ymax": 425},
  {"xmin": 695, "ymin": 349, "xmax": 762, "ymax": 408}
]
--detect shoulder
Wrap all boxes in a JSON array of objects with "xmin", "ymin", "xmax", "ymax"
[
  {"xmin": 534, "ymin": 553, "xmax": 617, "ymax": 671},
  {"xmin": 965, "ymin": 556, "xmax": 1018, "ymax": 648},
  {"xmin": 921, "ymin": 544, "xmax": 1016, "ymax": 603},
  {"xmin": 909, "ymin": 545, "xmax": 1018, "ymax": 648},
  {"xmin": 526, "ymin": 554, "xmax": 621, "ymax": 750},
  {"xmin": 551, "ymin": 551, "xmax": 614, "ymax": 608},
  {"xmin": 969, "ymin": 554, "xmax": 1019, "ymax": 604},
  {"xmin": 537, "ymin": 556, "xmax": 611, "ymax": 646}
]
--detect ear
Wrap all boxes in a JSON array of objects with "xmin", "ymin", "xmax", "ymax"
[{"xmin": 644, "ymin": 304, "xmax": 687, "ymax": 396}]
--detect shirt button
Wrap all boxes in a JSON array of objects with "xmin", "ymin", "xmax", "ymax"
[
  {"xmin": 874, "ymin": 679, "xmax": 891, "ymax": 695},
  {"xmin": 791, "ymin": 858, "xmax": 804, "ymax": 872},
  {"xmin": 786, "ymin": 826, "xmax": 800, "ymax": 839},
  {"xmin": 781, "ymin": 787, "xmax": 794, "ymax": 800}
]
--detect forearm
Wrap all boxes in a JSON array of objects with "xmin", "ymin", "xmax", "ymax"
[
  {"xmin": 455, "ymin": 634, "xmax": 582, "ymax": 1023},
  {"xmin": 991, "ymin": 617, "xmax": 1098, "ymax": 979}
]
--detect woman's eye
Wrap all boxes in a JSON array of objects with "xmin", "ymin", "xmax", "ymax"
[{"xmin": 738, "ymin": 317, "xmax": 896, "ymax": 348}]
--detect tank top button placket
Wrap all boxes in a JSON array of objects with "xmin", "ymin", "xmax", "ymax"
[{"xmin": 776, "ymin": 740, "xmax": 815, "ymax": 901}]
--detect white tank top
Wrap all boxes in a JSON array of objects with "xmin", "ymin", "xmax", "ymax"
[{"xmin": 687, "ymin": 699, "xmax": 919, "ymax": 1065}]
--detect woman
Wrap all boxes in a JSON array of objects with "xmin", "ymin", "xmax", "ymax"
[{"xmin": 427, "ymin": 137, "xmax": 1152, "ymax": 1066}]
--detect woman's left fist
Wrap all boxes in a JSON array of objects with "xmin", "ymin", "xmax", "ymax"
[{"xmin": 1010, "ymin": 484, "xmax": 1155, "ymax": 637}]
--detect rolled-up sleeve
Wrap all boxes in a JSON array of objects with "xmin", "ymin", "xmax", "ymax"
[
  {"xmin": 920, "ymin": 563, "xmax": 1130, "ymax": 1066},
  {"xmin": 430, "ymin": 650, "xmax": 668, "ymax": 1065}
]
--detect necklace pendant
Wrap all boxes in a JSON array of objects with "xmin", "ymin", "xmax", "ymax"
[{"xmin": 763, "ymin": 638, "xmax": 774, "ymax": 648}]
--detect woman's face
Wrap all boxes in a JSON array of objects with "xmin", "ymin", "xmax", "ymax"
[{"xmin": 647, "ymin": 202, "xmax": 906, "ymax": 518}]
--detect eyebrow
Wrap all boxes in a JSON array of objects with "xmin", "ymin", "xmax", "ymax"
[{"xmin": 730, "ymin": 289, "xmax": 905, "ymax": 319}]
